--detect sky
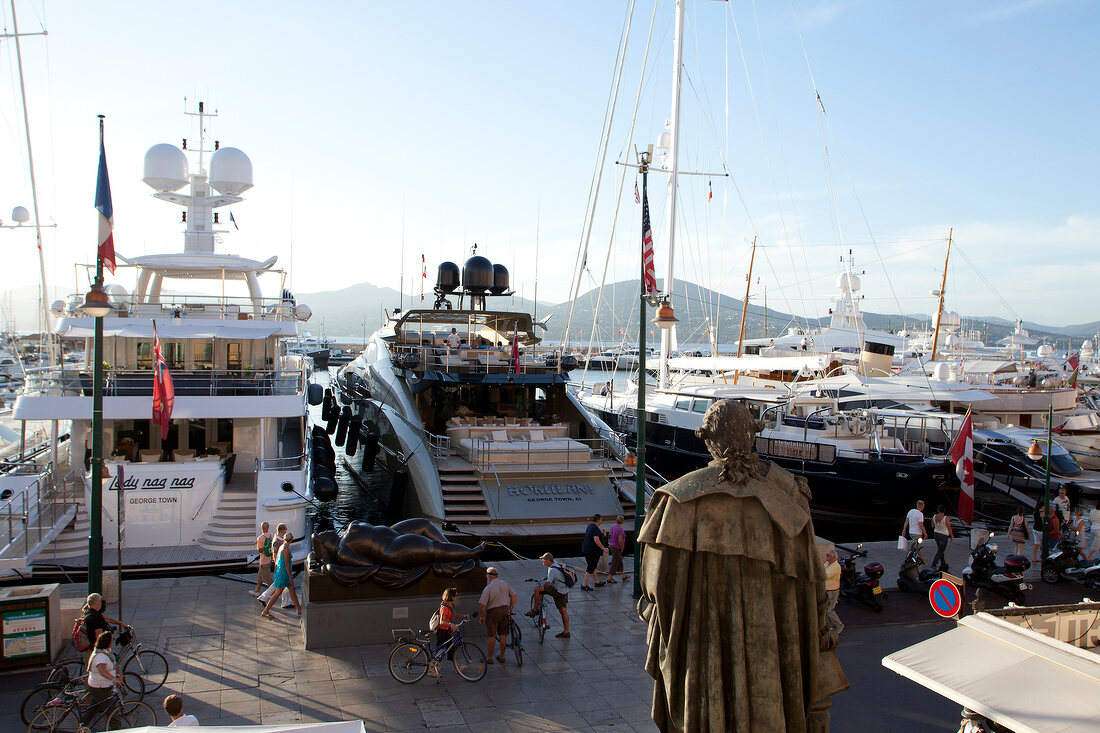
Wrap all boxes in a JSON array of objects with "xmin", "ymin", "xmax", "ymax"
[{"xmin": 0, "ymin": 0, "xmax": 1097, "ymax": 337}]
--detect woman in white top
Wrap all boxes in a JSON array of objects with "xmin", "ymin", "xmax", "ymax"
[
  {"xmin": 930, "ymin": 505, "xmax": 954, "ymax": 571},
  {"xmin": 84, "ymin": 630, "xmax": 120, "ymax": 721}
]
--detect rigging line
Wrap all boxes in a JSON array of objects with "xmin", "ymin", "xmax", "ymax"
[
  {"xmin": 788, "ymin": 0, "xmax": 904, "ymax": 323},
  {"xmin": 951, "ymin": 239, "xmax": 1020, "ymax": 321},
  {"xmin": 756, "ymin": 245, "xmax": 802, "ymax": 323},
  {"xmin": 728, "ymin": 1, "xmax": 811, "ymax": 330},
  {"xmin": 748, "ymin": 0, "xmax": 817, "ymax": 331},
  {"xmin": 563, "ymin": 0, "xmax": 635, "ymax": 349}
]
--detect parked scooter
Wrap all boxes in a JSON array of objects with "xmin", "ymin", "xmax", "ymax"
[
  {"xmin": 1041, "ymin": 534, "xmax": 1100, "ymax": 587},
  {"xmin": 961, "ymin": 532, "xmax": 1031, "ymax": 604},
  {"xmin": 897, "ymin": 537, "xmax": 941, "ymax": 593},
  {"xmin": 836, "ymin": 543, "xmax": 885, "ymax": 612}
]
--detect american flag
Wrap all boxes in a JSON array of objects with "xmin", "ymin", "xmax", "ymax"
[
  {"xmin": 641, "ymin": 181, "xmax": 657, "ymax": 296},
  {"xmin": 152, "ymin": 322, "xmax": 175, "ymax": 441},
  {"xmin": 95, "ymin": 122, "xmax": 116, "ymax": 274}
]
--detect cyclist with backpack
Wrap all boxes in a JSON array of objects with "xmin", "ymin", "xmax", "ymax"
[
  {"xmin": 77, "ymin": 593, "xmax": 122, "ymax": 661},
  {"xmin": 525, "ymin": 553, "xmax": 572, "ymax": 638},
  {"xmin": 429, "ymin": 588, "xmax": 468, "ymax": 677}
]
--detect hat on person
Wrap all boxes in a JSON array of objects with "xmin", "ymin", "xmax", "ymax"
[
  {"xmin": 485, "ymin": 567, "xmax": 499, "ymax": 576},
  {"xmin": 540, "ymin": 552, "xmax": 554, "ymax": 561}
]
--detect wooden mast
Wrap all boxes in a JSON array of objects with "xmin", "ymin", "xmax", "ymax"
[
  {"xmin": 930, "ymin": 228, "xmax": 953, "ymax": 362},
  {"xmin": 733, "ymin": 237, "xmax": 757, "ymax": 385}
]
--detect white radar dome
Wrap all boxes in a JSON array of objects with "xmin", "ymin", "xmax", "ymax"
[
  {"xmin": 1037, "ymin": 344, "xmax": 1054, "ymax": 357},
  {"xmin": 837, "ymin": 272, "xmax": 861, "ymax": 292},
  {"xmin": 11, "ymin": 206, "xmax": 30, "ymax": 224},
  {"xmin": 899, "ymin": 329, "xmax": 910, "ymax": 338},
  {"xmin": 105, "ymin": 283, "xmax": 129, "ymax": 304},
  {"xmin": 1081, "ymin": 339, "xmax": 1094, "ymax": 352},
  {"xmin": 209, "ymin": 147, "xmax": 253, "ymax": 195},
  {"xmin": 945, "ymin": 334, "xmax": 960, "ymax": 347},
  {"xmin": 932, "ymin": 363, "xmax": 951, "ymax": 381},
  {"xmin": 49, "ymin": 299, "xmax": 66, "ymax": 316},
  {"xmin": 293, "ymin": 303, "xmax": 312, "ymax": 322},
  {"xmin": 935, "ymin": 310, "xmax": 961, "ymax": 330},
  {"xmin": 142, "ymin": 144, "xmax": 189, "ymax": 192}
]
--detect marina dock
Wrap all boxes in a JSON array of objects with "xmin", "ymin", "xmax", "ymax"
[{"xmin": 2, "ymin": 542, "xmax": 1090, "ymax": 731}]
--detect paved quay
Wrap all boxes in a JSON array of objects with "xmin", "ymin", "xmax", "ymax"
[{"xmin": 2, "ymin": 540, "xmax": 1081, "ymax": 732}]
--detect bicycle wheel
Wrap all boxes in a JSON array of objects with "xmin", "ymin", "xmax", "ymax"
[
  {"xmin": 509, "ymin": 620, "xmax": 523, "ymax": 667},
  {"xmin": 106, "ymin": 700, "xmax": 157, "ymax": 730},
  {"xmin": 121, "ymin": 672, "xmax": 146, "ymax": 700},
  {"xmin": 123, "ymin": 649, "xmax": 168, "ymax": 693},
  {"xmin": 388, "ymin": 643, "xmax": 429, "ymax": 684},
  {"xmin": 21, "ymin": 683, "xmax": 65, "ymax": 727},
  {"xmin": 537, "ymin": 607, "xmax": 547, "ymax": 645},
  {"xmin": 452, "ymin": 642, "xmax": 487, "ymax": 681},
  {"xmin": 46, "ymin": 659, "xmax": 83, "ymax": 686},
  {"xmin": 27, "ymin": 706, "xmax": 81, "ymax": 733}
]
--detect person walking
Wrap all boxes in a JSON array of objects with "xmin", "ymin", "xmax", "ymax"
[
  {"xmin": 1053, "ymin": 486, "xmax": 1071, "ymax": 526},
  {"xmin": 930, "ymin": 505, "xmax": 955, "ymax": 571},
  {"xmin": 606, "ymin": 514, "xmax": 628, "ymax": 583},
  {"xmin": 1047, "ymin": 507, "xmax": 1062, "ymax": 551},
  {"xmin": 253, "ymin": 521, "xmax": 274, "ymax": 596},
  {"xmin": 526, "ymin": 553, "xmax": 571, "ymax": 638},
  {"xmin": 581, "ymin": 514, "xmax": 608, "ymax": 590},
  {"xmin": 163, "ymin": 694, "xmax": 200, "ymax": 726},
  {"xmin": 1007, "ymin": 507, "xmax": 1029, "ymax": 556},
  {"xmin": 901, "ymin": 500, "xmax": 927, "ymax": 562},
  {"xmin": 430, "ymin": 588, "xmax": 468, "ymax": 677},
  {"xmin": 261, "ymin": 530, "xmax": 302, "ymax": 618},
  {"xmin": 257, "ymin": 523, "xmax": 294, "ymax": 609},
  {"xmin": 1069, "ymin": 507, "xmax": 1087, "ymax": 544},
  {"xmin": 823, "ymin": 549, "xmax": 843, "ymax": 634},
  {"xmin": 84, "ymin": 631, "xmax": 121, "ymax": 723},
  {"xmin": 1032, "ymin": 504, "xmax": 1045, "ymax": 563},
  {"xmin": 1086, "ymin": 505, "xmax": 1100, "ymax": 561},
  {"xmin": 478, "ymin": 567, "xmax": 516, "ymax": 664}
]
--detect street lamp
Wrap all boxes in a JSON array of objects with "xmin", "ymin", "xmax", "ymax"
[
  {"xmin": 1025, "ymin": 403, "xmax": 1055, "ymax": 565},
  {"xmin": 82, "ymin": 267, "xmax": 112, "ymax": 595}
]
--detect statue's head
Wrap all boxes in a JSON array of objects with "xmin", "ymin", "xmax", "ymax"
[{"xmin": 694, "ymin": 400, "xmax": 764, "ymax": 483}]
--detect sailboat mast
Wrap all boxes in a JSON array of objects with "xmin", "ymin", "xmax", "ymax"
[
  {"xmin": 657, "ymin": 0, "xmax": 686, "ymax": 392},
  {"xmin": 930, "ymin": 228, "xmax": 953, "ymax": 361},
  {"xmin": 733, "ymin": 237, "xmax": 756, "ymax": 385}
]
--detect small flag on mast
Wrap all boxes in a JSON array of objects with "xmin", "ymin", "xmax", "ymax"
[
  {"xmin": 634, "ymin": 180, "xmax": 640, "ymax": 204},
  {"xmin": 95, "ymin": 122, "xmax": 116, "ymax": 274},
  {"xmin": 707, "ymin": 180, "xmax": 713, "ymax": 201},
  {"xmin": 641, "ymin": 180, "xmax": 658, "ymax": 296},
  {"xmin": 229, "ymin": 211, "xmax": 239, "ymax": 230}
]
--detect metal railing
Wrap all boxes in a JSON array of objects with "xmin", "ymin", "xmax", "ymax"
[
  {"xmin": 387, "ymin": 343, "xmax": 573, "ymax": 376},
  {"xmin": 465, "ymin": 436, "xmax": 610, "ymax": 471},
  {"xmin": 427, "ymin": 433, "xmax": 451, "ymax": 460},
  {"xmin": 61, "ymin": 291, "xmax": 296, "ymax": 321},
  {"xmin": 257, "ymin": 453, "xmax": 306, "ymax": 471},
  {"xmin": 22, "ymin": 366, "xmax": 305, "ymax": 397},
  {"xmin": 0, "ymin": 463, "xmax": 79, "ymax": 562}
]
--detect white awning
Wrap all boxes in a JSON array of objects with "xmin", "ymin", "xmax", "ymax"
[
  {"xmin": 666, "ymin": 355, "xmax": 831, "ymax": 373},
  {"xmin": 883, "ymin": 612, "xmax": 1100, "ymax": 732},
  {"xmin": 56, "ymin": 319, "xmax": 294, "ymax": 339}
]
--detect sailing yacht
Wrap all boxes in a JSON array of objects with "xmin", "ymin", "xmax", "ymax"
[
  {"xmin": 335, "ymin": 255, "xmax": 640, "ymax": 544},
  {"xmin": 0, "ymin": 105, "xmax": 316, "ymax": 576}
]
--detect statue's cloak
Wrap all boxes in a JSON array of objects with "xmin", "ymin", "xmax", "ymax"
[{"xmin": 638, "ymin": 460, "xmax": 849, "ymax": 733}]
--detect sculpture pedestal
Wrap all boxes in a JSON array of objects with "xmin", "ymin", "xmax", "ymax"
[{"xmin": 302, "ymin": 555, "xmax": 486, "ymax": 649}]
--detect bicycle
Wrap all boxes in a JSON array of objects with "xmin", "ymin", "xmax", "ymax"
[
  {"xmin": 22, "ymin": 673, "xmax": 145, "ymax": 729},
  {"xmin": 524, "ymin": 578, "xmax": 552, "ymax": 644},
  {"xmin": 388, "ymin": 617, "xmax": 487, "ymax": 684},
  {"xmin": 49, "ymin": 625, "xmax": 169, "ymax": 695},
  {"xmin": 26, "ymin": 680, "xmax": 156, "ymax": 732},
  {"xmin": 506, "ymin": 612, "xmax": 525, "ymax": 666}
]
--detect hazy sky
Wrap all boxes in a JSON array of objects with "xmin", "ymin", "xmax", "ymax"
[{"xmin": 0, "ymin": 0, "xmax": 1096, "ymax": 334}]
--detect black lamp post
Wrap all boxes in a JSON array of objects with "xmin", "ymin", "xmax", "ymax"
[
  {"xmin": 1026, "ymin": 403, "xmax": 1055, "ymax": 565},
  {"xmin": 82, "ymin": 240, "xmax": 112, "ymax": 596}
]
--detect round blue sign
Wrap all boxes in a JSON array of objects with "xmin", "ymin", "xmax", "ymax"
[{"xmin": 929, "ymin": 578, "xmax": 962, "ymax": 618}]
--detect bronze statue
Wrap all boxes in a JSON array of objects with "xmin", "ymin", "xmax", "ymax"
[
  {"xmin": 637, "ymin": 400, "xmax": 848, "ymax": 732},
  {"xmin": 311, "ymin": 518, "xmax": 485, "ymax": 589}
]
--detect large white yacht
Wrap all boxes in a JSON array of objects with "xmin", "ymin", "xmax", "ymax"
[{"xmin": 0, "ymin": 105, "xmax": 316, "ymax": 576}]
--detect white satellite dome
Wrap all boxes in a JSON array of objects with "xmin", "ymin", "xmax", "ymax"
[
  {"xmin": 293, "ymin": 303, "xmax": 312, "ymax": 322},
  {"xmin": 945, "ymin": 333, "xmax": 960, "ymax": 347},
  {"xmin": 899, "ymin": 329, "xmax": 910, "ymax": 338},
  {"xmin": 1082, "ymin": 339, "xmax": 1094, "ymax": 352},
  {"xmin": 142, "ymin": 144, "xmax": 189, "ymax": 192},
  {"xmin": 104, "ymin": 283, "xmax": 129, "ymax": 304},
  {"xmin": 209, "ymin": 147, "xmax": 253, "ymax": 195},
  {"xmin": 935, "ymin": 310, "xmax": 961, "ymax": 330},
  {"xmin": 49, "ymin": 299, "xmax": 66, "ymax": 316},
  {"xmin": 932, "ymin": 363, "xmax": 951, "ymax": 381},
  {"xmin": 11, "ymin": 206, "xmax": 30, "ymax": 224},
  {"xmin": 837, "ymin": 272, "xmax": 861, "ymax": 292},
  {"xmin": 1037, "ymin": 344, "xmax": 1054, "ymax": 357}
]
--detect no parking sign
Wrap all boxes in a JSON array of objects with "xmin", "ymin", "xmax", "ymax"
[{"xmin": 929, "ymin": 578, "xmax": 963, "ymax": 618}]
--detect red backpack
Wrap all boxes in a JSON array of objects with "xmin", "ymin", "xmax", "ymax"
[{"xmin": 71, "ymin": 617, "xmax": 91, "ymax": 652}]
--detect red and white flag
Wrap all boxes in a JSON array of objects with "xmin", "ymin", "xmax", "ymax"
[
  {"xmin": 95, "ymin": 122, "xmax": 116, "ymax": 274},
  {"xmin": 950, "ymin": 407, "xmax": 975, "ymax": 524},
  {"xmin": 152, "ymin": 322, "xmax": 175, "ymax": 441},
  {"xmin": 511, "ymin": 324, "xmax": 520, "ymax": 376},
  {"xmin": 707, "ymin": 180, "xmax": 713, "ymax": 201},
  {"xmin": 641, "ymin": 180, "xmax": 657, "ymax": 296},
  {"xmin": 634, "ymin": 180, "xmax": 640, "ymax": 204}
]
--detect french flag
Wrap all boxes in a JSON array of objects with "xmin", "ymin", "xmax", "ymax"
[{"xmin": 95, "ymin": 123, "xmax": 116, "ymax": 274}]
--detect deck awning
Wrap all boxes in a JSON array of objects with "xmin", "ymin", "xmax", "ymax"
[
  {"xmin": 665, "ymin": 354, "xmax": 831, "ymax": 373},
  {"xmin": 882, "ymin": 611, "xmax": 1100, "ymax": 732},
  {"xmin": 56, "ymin": 320, "xmax": 294, "ymax": 339}
]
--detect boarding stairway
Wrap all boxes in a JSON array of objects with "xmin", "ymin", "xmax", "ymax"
[
  {"xmin": 0, "ymin": 468, "xmax": 81, "ymax": 571},
  {"xmin": 440, "ymin": 466, "xmax": 490, "ymax": 525},
  {"xmin": 198, "ymin": 490, "xmax": 259, "ymax": 552}
]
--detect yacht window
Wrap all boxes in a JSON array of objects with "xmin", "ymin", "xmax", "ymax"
[
  {"xmin": 675, "ymin": 398, "xmax": 691, "ymax": 411},
  {"xmin": 691, "ymin": 399, "xmax": 710, "ymax": 414},
  {"xmin": 163, "ymin": 342, "xmax": 185, "ymax": 369},
  {"xmin": 136, "ymin": 342, "xmax": 152, "ymax": 370},
  {"xmin": 195, "ymin": 343, "xmax": 214, "ymax": 370},
  {"xmin": 226, "ymin": 343, "xmax": 242, "ymax": 371}
]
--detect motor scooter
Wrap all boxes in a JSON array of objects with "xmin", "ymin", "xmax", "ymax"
[
  {"xmin": 836, "ymin": 544, "xmax": 885, "ymax": 612},
  {"xmin": 1041, "ymin": 533, "xmax": 1100, "ymax": 587},
  {"xmin": 897, "ymin": 537, "xmax": 941, "ymax": 593},
  {"xmin": 961, "ymin": 532, "xmax": 1031, "ymax": 604}
]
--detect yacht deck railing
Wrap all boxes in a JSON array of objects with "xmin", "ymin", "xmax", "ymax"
[{"xmin": 22, "ymin": 367, "xmax": 305, "ymax": 397}]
